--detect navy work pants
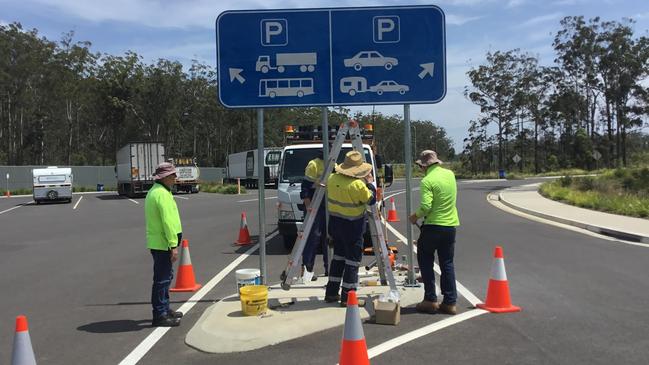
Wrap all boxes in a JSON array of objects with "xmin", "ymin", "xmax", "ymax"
[
  {"xmin": 325, "ymin": 215, "xmax": 365, "ymax": 303},
  {"xmin": 151, "ymin": 249, "xmax": 174, "ymax": 319},
  {"xmin": 302, "ymin": 205, "xmax": 328, "ymax": 274},
  {"xmin": 416, "ymin": 225, "xmax": 457, "ymax": 304}
]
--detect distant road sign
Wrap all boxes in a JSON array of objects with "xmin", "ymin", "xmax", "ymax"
[
  {"xmin": 513, "ymin": 154, "xmax": 521, "ymax": 163},
  {"xmin": 216, "ymin": 5, "xmax": 446, "ymax": 108}
]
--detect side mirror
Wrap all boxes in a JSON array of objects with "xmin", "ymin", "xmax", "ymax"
[
  {"xmin": 383, "ymin": 164, "xmax": 393, "ymax": 187},
  {"xmin": 375, "ymin": 154, "xmax": 384, "ymax": 169}
]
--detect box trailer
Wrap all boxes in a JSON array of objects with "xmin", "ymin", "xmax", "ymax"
[
  {"xmin": 172, "ymin": 157, "xmax": 200, "ymax": 193},
  {"xmin": 226, "ymin": 148, "xmax": 282, "ymax": 188},
  {"xmin": 32, "ymin": 167, "xmax": 73, "ymax": 204},
  {"xmin": 116, "ymin": 142, "xmax": 165, "ymax": 197}
]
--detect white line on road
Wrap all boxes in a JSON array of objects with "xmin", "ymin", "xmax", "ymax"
[
  {"xmin": 367, "ymin": 309, "xmax": 487, "ymax": 360},
  {"xmin": 118, "ymin": 231, "xmax": 279, "ymax": 365},
  {"xmin": 73, "ymin": 196, "xmax": 83, "ymax": 210},
  {"xmin": 128, "ymin": 199, "xmax": 139, "ymax": 205},
  {"xmin": 237, "ymin": 196, "xmax": 277, "ymax": 203},
  {"xmin": 174, "ymin": 196, "xmax": 189, "ymax": 200},
  {"xmin": 0, "ymin": 205, "xmax": 23, "ymax": 215}
]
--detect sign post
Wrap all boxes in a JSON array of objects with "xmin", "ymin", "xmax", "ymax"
[{"xmin": 257, "ymin": 109, "xmax": 266, "ymax": 284}]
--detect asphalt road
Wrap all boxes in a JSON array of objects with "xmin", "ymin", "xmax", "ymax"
[{"xmin": 1, "ymin": 178, "xmax": 648, "ymax": 364}]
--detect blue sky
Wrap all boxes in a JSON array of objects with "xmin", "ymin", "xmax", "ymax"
[{"xmin": 2, "ymin": 0, "xmax": 648, "ymax": 151}]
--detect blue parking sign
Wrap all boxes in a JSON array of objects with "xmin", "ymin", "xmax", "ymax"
[{"xmin": 216, "ymin": 5, "xmax": 446, "ymax": 108}]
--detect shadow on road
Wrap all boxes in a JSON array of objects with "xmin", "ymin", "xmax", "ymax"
[
  {"xmin": 233, "ymin": 233, "xmax": 288, "ymax": 255},
  {"xmin": 77, "ymin": 319, "xmax": 151, "ymax": 333},
  {"xmin": 95, "ymin": 194, "xmax": 133, "ymax": 201}
]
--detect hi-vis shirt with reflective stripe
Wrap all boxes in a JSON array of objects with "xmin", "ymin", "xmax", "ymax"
[
  {"xmin": 326, "ymin": 173, "xmax": 373, "ymax": 220},
  {"xmin": 304, "ymin": 158, "xmax": 324, "ymax": 182},
  {"xmin": 145, "ymin": 182, "xmax": 182, "ymax": 250}
]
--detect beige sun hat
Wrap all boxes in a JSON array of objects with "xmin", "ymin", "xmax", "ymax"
[
  {"xmin": 415, "ymin": 150, "xmax": 443, "ymax": 168},
  {"xmin": 335, "ymin": 151, "xmax": 372, "ymax": 178},
  {"xmin": 153, "ymin": 162, "xmax": 177, "ymax": 180}
]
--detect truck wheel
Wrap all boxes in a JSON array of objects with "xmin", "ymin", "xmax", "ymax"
[
  {"xmin": 307, "ymin": 65, "xmax": 315, "ymax": 72},
  {"xmin": 47, "ymin": 190, "xmax": 58, "ymax": 200},
  {"xmin": 300, "ymin": 65, "xmax": 307, "ymax": 72},
  {"xmin": 261, "ymin": 65, "xmax": 269, "ymax": 73},
  {"xmin": 283, "ymin": 235, "xmax": 297, "ymax": 251},
  {"xmin": 277, "ymin": 66, "xmax": 285, "ymax": 73}
]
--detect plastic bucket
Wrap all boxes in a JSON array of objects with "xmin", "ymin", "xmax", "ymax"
[
  {"xmin": 236, "ymin": 268, "xmax": 261, "ymax": 293},
  {"xmin": 239, "ymin": 285, "xmax": 268, "ymax": 316}
]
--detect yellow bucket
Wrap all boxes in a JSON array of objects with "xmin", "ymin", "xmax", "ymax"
[{"xmin": 239, "ymin": 285, "xmax": 268, "ymax": 316}]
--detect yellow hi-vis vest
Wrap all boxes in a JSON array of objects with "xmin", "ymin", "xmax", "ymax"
[
  {"xmin": 305, "ymin": 158, "xmax": 324, "ymax": 182},
  {"xmin": 326, "ymin": 173, "xmax": 372, "ymax": 220}
]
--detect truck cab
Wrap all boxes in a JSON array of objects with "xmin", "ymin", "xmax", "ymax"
[{"xmin": 276, "ymin": 125, "xmax": 393, "ymax": 249}]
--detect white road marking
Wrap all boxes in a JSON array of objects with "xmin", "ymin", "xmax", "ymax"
[
  {"xmin": 128, "ymin": 199, "xmax": 139, "ymax": 205},
  {"xmin": 174, "ymin": 196, "xmax": 189, "ymax": 200},
  {"xmin": 118, "ymin": 231, "xmax": 279, "ymax": 365},
  {"xmin": 367, "ymin": 309, "xmax": 487, "ymax": 360},
  {"xmin": 237, "ymin": 196, "xmax": 277, "ymax": 203},
  {"xmin": 73, "ymin": 196, "xmax": 83, "ymax": 210},
  {"xmin": 0, "ymin": 205, "xmax": 23, "ymax": 215}
]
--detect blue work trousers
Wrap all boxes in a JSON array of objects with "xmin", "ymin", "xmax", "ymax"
[
  {"xmin": 416, "ymin": 225, "xmax": 457, "ymax": 304},
  {"xmin": 326, "ymin": 215, "xmax": 365, "ymax": 303},
  {"xmin": 151, "ymin": 249, "xmax": 174, "ymax": 318},
  {"xmin": 302, "ymin": 205, "xmax": 328, "ymax": 274}
]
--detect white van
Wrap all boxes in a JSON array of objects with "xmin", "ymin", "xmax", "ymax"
[{"xmin": 32, "ymin": 167, "xmax": 73, "ymax": 204}]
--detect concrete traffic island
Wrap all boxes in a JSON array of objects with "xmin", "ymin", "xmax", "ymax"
[{"xmin": 186, "ymin": 270, "xmax": 423, "ymax": 353}]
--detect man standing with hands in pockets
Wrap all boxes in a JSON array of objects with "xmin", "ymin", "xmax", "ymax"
[{"xmin": 409, "ymin": 150, "xmax": 460, "ymax": 315}]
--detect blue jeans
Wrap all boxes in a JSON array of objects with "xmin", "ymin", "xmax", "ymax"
[
  {"xmin": 151, "ymin": 249, "xmax": 174, "ymax": 318},
  {"xmin": 302, "ymin": 206, "xmax": 328, "ymax": 273},
  {"xmin": 326, "ymin": 216, "xmax": 365, "ymax": 303},
  {"xmin": 416, "ymin": 225, "xmax": 457, "ymax": 304}
]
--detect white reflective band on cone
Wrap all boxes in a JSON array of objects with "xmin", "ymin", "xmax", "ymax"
[{"xmin": 490, "ymin": 258, "xmax": 507, "ymax": 281}]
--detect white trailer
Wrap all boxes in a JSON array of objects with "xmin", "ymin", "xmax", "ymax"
[
  {"xmin": 226, "ymin": 148, "xmax": 282, "ymax": 188},
  {"xmin": 172, "ymin": 157, "xmax": 200, "ymax": 194},
  {"xmin": 255, "ymin": 52, "xmax": 317, "ymax": 73},
  {"xmin": 32, "ymin": 167, "xmax": 73, "ymax": 204},
  {"xmin": 116, "ymin": 142, "xmax": 165, "ymax": 197}
]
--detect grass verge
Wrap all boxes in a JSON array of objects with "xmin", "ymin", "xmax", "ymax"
[{"xmin": 202, "ymin": 183, "xmax": 247, "ymax": 194}]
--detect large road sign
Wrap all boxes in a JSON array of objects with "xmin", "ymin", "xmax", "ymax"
[{"xmin": 216, "ymin": 5, "xmax": 446, "ymax": 108}]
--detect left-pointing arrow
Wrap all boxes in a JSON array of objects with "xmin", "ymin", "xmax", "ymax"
[{"xmin": 229, "ymin": 68, "xmax": 245, "ymax": 83}]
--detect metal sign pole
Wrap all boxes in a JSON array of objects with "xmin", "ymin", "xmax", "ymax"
[
  {"xmin": 257, "ymin": 108, "xmax": 267, "ymax": 285},
  {"xmin": 404, "ymin": 104, "xmax": 417, "ymax": 286},
  {"xmin": 321, "ymin": 107, "xmax": 331, "ymax": 270}
]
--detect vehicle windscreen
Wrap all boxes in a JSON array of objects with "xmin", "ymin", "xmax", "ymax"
[
  {"xmin": 280, "ymin": 147, "xmax": 371, "ymax": 183},
  {"xmin": 265, "ymin": 150, "xmax": 282, "ymax": 165}
]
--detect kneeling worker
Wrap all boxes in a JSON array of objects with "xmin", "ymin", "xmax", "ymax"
[{"xmin": 325, "ymin": 150, "xmax": 376, "ymax": 306}]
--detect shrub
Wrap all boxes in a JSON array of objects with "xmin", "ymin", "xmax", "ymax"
[
  {"xmin": 575, "ymin": 177, "xmax": 595, "ymax": 191},
  {"xmin": 558, "ymin": 175, "xmax": 573, "ymax": 187}
]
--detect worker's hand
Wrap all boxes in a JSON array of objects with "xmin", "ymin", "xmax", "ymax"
[
  {"xmin": 303, "ymin": 197, "xmax": 311, "ymax": 208},
  {"xmin": 171, "ymin": 247, "xmax": 179, "ymax": 263},
  {"xmin": 409, "ymin": 213, "xmax": 419, "ymax": 225},
  {"xmin": 364, "ymin": 173, "xmax": 374, "ymax": 184}
]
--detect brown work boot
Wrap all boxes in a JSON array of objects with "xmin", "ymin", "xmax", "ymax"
[
  {"xmin": 415, "ymin": 300, "xmax": 439, "ymax": 314},
  {"xmin": 325, "ymin": 295, "xmax": 341, "ymax": 303},
  {"xmin": 439, "ymin": 303, "xmax": 457, "ymax": 315}
]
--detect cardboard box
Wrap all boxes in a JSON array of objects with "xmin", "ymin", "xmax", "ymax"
[{"xmin": 373, "ymin": 299, "xmax": 400, "ymax": 325}]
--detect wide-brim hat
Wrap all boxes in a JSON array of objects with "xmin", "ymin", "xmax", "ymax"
[
  {"xmin": 153, "ymin": 162, "xmax": 177, "ymax": 180},
  {"xmin": 415, "ymin": 150, "xmax": 442, "ymax": 168},
  {"xmin": 335, "ymin": 150, "xmax": 372, "ymax": 178}
]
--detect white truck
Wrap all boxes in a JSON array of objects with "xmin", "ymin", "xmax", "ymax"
[
  {"xmin": 171, "ymin": 157, "xmax": 200, "ymax": 194},
  {"xmin": 255, "ymin": 52, "xmax": 317, "ymax": 73},
  {"xmin": 226, "ymin": 148, "xmax": 282, "ymax": 188},
  {"xmin": 32, "ymin": 166, "xmax": 73, "ymax": 204},
  {"xmin": 116, "ymin": 142, "xmax": 165, "ymax": 197},
  {"xmin": 276, "ymin": 129, "xmax": 393, "ymax": 249}
]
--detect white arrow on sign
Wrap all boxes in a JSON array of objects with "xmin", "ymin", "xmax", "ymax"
[
  {"xmin": 418, "ymin": 62, "xmax": 435, "ymax": 79},
  {"xmin": 229, "ymin": 68, "xmax": 245, "ymax": 84}
]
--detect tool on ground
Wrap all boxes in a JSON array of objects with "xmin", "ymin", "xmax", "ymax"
[
  {"xmin": 12, "ymin": 315, "xmax": 37, "ymax": 365},
  {"xmin": 280, "ymin": 119, "xmax": 399, "ymax": 301},
  {"xmin": 170, "ymin": 239, "xmax": 202, "ymax": 292},
  {"xmin": 476, "ymin": 246, "xmax": 521, "ymax": 313},
  {"xmin": 387, "ymin": 196, "xmax": 400, "ymax": 222},
  {"xmin": 235, "ymin": 211, "xmax": 252, "ymax": 245},
  {"xmin": 339, "ymin": 290, "xmax": 370, "ymax": 365}
]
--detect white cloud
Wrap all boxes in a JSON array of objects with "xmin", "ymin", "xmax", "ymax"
[
  {"xmin": 519, "ymin": 12, "xmax": 563, "ymax": 27},
  {"xmin": 634, "ymin": 12, "xmax": 649, "ymax": 20},
  {"xmin": 446, "ymin": 13, "xmax": 483, "ymax": 26},
  {"xmin": 507, "ymin": 0, "xmax": 527, "ymax": 8}
]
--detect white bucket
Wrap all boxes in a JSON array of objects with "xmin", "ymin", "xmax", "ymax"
[{"xmin": 236, "ymin": 268, "xmax": 261, "ymax": 293}]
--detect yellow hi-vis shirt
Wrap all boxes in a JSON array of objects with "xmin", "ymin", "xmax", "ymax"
[
  {"xmin": 415, "ymin": 165, "xmax": 460, "ymax": 227},
  {"xmin": 145, "ymin": 182, "xmax": 182, "ymax": 250},
  {"xmin": 305, "ymin": 157, "xmax": 324, "ymax": 182},
  {"xmin": 326, "ymin": 173, "xmax": 373, "ymax": 220}
]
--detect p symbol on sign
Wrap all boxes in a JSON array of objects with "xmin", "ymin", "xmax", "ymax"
[
  {"xmin": 261, "ymin": 19, "xmax": 288, "ymax": 46},
  {"xmin": 373, "ymin": 16, "xmax": 400, "ymax": 43}
]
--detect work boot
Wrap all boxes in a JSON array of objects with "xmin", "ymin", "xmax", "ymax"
[
  {"xmin": 439, "ymin": 303, "xmax": 457, "ymax": 315},
  {"xmin": 416, "ymin": 300, "xmax": 439, "ymax": 314},
  {"xmin": 168, "ymin": 309, "xmax": 184, "ymax": 318},
  {"xmin": 152, "ymin": 314, "xmax": 181, "ymax": 327},
  {"xmin": 325, "ymin": 294, "xmax": 341, "ymax": 303}
]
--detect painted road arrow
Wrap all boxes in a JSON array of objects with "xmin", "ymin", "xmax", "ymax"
[
  {"xmin": 418, "ymin": 62, "xmax": 435, "ymax": 79},
  {"xmin": 229, "ymin": 68, "xmax": 245, "ymax": 84}
]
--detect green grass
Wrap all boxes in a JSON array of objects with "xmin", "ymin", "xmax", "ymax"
[
  {"xmin": 539, "ymin": 168, "xmax": 649, "ymax": 218},
  {"xmin": 202, "ymin": 183, "xmax": 247, "ymax": 194},
  {"xmin": 0, "ymin": 188, "xmax": 32, "ymax": 196}
]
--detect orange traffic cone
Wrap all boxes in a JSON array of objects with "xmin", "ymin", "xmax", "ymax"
[
  {"xmin": 4, "ymin": 190, "xmax": 11, "ymax": 197},
  {"xmin": 387, "ymin": 197, "xmax": 399, "ymax": 222},
  {"xmin": 12, "ymin": 315, "xmax": 37, "ymax": 365},
  {"xmin": 339, "ymin": 291, "xmax": 370, "ymax": 365},
  {"xmin": 170, "ymin": 239, "xmax": 202, "ymax": 292},
  {"xmin": 476, "ymin": 246, "xmax": 521, "ymax": 313},
  {"xmin": 236, "ymin": 211, "xmax": 252, "ymax": 245}
]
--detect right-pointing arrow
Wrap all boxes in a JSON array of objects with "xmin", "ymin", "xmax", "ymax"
[{"xmin": 418, "ymin": 62, "xmax": 435, "ymax": 79}]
